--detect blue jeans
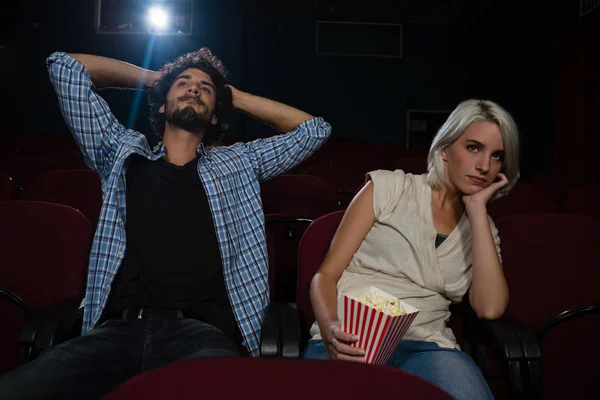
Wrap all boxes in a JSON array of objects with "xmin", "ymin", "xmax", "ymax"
[
  {"xmin": 0, "ymin": 315, "xmax": 241, "ymax": 399},
  {"xmin": 304, "ymin": 339, "xmax": 493, "ymax": 400}
]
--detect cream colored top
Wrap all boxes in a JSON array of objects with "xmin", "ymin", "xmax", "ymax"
[{"xmin": 309, "ymin": 170, "xmax": 501, "ymax": 349}]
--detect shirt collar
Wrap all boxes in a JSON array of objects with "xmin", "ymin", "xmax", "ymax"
[
  {"xmin": 197, "ymin": 142, "xmax": 208, "ymax": 157},
  {"xmin": 152, "ymin": 141, "xmax": 208, "ymax": 158}
]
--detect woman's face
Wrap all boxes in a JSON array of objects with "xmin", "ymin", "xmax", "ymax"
[{"xmin": 442, "ymin": 121, "xmax": 505, "ymax": 195}]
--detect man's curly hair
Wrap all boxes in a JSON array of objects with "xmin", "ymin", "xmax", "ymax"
[{"xmin": 148, "ymin": 48, "xmax": 233, "ymax": 146}]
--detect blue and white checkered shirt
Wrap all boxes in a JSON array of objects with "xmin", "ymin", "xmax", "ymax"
[{"xmin": 47, "ymin": 52, "xmax": 331, "ymax": 356}]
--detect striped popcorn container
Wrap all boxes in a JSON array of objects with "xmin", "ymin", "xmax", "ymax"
[{"xmin": 342, "ymin": 286, "xmax": 419, "ymax": 365}]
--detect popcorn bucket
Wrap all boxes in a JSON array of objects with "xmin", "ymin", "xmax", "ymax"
[{"xmin": 342, "ymin": 286, "xmax": 419, "ymax": 365}]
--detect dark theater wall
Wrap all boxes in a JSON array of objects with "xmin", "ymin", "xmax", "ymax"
[{"xmin": 241, "ymin": 1, "xmax": 471, "ymax": 144}]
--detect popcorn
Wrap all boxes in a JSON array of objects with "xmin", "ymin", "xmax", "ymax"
[
  {"xmin": 355, "ymin": 290, "xmax": 406, "ymax": 317},
  {"xmin": 342, "ymin": 286, "xmax": 418, "ymax": 365}
]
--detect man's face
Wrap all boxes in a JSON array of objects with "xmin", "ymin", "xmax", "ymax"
[{"xmin": 160, "ymin": 68, "xmax": 218, "ymax": 132}]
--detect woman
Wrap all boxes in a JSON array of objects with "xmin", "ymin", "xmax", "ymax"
[{"xmin": 305, "ymin": 99, "xmax": 520, "ymax": 400}]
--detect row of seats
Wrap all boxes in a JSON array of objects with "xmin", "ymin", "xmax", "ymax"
[
  {"xmin": 2, "ymin": 154, "xmax": 597, "ymax": 224},
  {"xmin": 0, "ymin": 132, "xmax": 79, "ymax": 150},
  {"xmin": 1, "ymin": 164, "xmax": 597, "ymax": 306},
  {"xmin": 1, "ymin": 149, "xmax": 598, "ymax": 306},
  {"xmin": 0, "ymin": 170, "xmax": 102, "ymax": 227},
  {"xmin": 0, "ymin": 131, "xmax": 87, "ymax": 184},
  {"xmin": 2, "ymin": 131, "xmax": 597, "ymax": 217},
  {"xmin": 1, "ymin": 130, "xmax": 595, "ymax": 199},
  {"xmin": 262, "ymin": 173, "xmax": 600, "ymax": 220},
  {"xmin": 2, "ymin": 132, "xmax": 598, "ymax": 399},
  {"xmin": 1, "ymin": 200, "xmax": 598, "ymax": 400},
  {"xmin": 263, "ymin": 174, "xmax": 600, "ymax": 303}
]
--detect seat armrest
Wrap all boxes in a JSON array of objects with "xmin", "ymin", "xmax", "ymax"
[
  {"xmin": 519, "ymin": 304, "xmax": 600, "ymax": 400},
  {"xmin": 280, "ymin": 303, "xmax": 301, "ymax": 358},
  {"xmin": 19, "ymin": 295, "xmax": 83, "ymax": 363},
  {"xmin": 514, "ymin": 325, "xmax": 543, "ymax": 400},
  {"xmin": 259, "ymin": 303, "xmax": 303, "ymax": 358},
  {"xmin": 0, "ymin": 285, "xmax": 29, "ymax": 315},
  {"xmin": 475, "ymin": 318, "xmax": 534, "ymax": 400},
  {"xmin": 477, "ymin": 319, "xmax": 526, "ymax": 361},
  {"xmin": 537, "ymin": 302, "xmax": 600, "ymax": 339},
  {"xmin": 260, "ymin": 303, "xmax": 282, "ymax": 357}
]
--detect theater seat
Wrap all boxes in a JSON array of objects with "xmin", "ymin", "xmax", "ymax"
[
  {"xmin": 0, "ymin": 201, "xmax": 93, "ymax": 374},
  {"xmin": 21, "ymin": 169, "xmax": 103, "ymax": 227},
  {"xmin": 495, "ymin": 214, "xmax": 600, "ymax": 400},
  {"xmin": 260, "ymin": 174, "xmax": 337, "ymax": 219},
  {"xmin": 304, "ymin": 163, "xmax": 366, "ymax": 209},
  {"xmin": 487, "ymin": 183, "xmax": 559, "ymax": 221},
  {"xmin": 0, "ymin": 156, "xmax": 58, "ymax": 189},
  {"xmin": 389, "ymin": 157, "xmax": 428, "ymax": 175},
  {"xmin": 103, "ymin": 358, "xmax": 454, "ymax": 400},
  {"xmin": 265, "ymin": 214, "xmax": 313, "ymax": 303}
]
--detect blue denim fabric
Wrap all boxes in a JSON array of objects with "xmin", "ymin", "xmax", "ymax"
[
  {"xmin": 0, "ymin": 315, "xmax": 240, "ymax": 399},
  {"xmin": 303, "ymin": 339, "xmax": 493, "ymax": 400}
]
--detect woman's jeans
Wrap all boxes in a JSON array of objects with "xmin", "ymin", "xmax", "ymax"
[{"xmin": 304, "ymin": 339, "xmax": 494, "ymax": 400}]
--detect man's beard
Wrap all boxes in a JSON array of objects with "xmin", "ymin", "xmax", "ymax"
[{"xmin": 164, "ymin": 97, "xmax": 212, "ymax": 133}]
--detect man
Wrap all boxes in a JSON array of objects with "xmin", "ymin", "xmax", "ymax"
[{"xmin": 0, "ymin": 48, "xmax": 330, "ymax": 399}]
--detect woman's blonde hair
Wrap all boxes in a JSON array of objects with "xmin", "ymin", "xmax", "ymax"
[{"xmin": 426, "ymin": 99, "xmax": 520, "ymax": 200}]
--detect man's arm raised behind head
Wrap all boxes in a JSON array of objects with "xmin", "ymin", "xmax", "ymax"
[
  {"xmin": 229, "ymin": 86, "xmax": 331, "ymax": 183},
  {"xmin": 46, "ymin": 52, "xmax": 158, "ymax": 178},
  {"xmin": 68, "ymin": 53, "xmax": 160, "ymax": 90}
]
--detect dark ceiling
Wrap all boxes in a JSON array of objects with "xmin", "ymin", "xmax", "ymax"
[
  {"xmin": 256, "ymin": 0, "xmax": 573, "ymax": 33},
  {"xmin": 0, "ymin": 0, "xmax": 584, "ymax": 37}
]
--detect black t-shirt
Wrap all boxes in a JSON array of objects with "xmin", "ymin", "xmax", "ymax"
[{"xmin": 104, "ymin": 154, "xmax": 241, "ymax": 343}]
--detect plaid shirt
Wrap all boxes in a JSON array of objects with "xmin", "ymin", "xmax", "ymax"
[{"xmin": 47, "ymin": 52, "xmax": 331, "ymax": 356}]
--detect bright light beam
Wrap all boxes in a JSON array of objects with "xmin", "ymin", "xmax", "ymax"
[{"xmin": 148, "ymin": 6, "xmax": 168, "ymax": 29}]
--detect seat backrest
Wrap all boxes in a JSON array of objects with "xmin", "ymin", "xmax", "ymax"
[
  {"xmin": 303, "ymin": 163, "xmax": 366, "ymax": 209},
  {"xmin": 0, "ymin": 132, "xmax": 77, "ymax": 149},
  {"xmin": 538, "ymin": 311, "xmax": 600, "ymax": 400},
  {"xmin": 296, "ymin": 210, "xmax": 345, "ymax": 329},
  {"xmin": 22, "ymin": 147, "xmax": 88, "ymax": 170},
  {"xmin": 532, "ymin": 172, "xmax": 575, "ymax": 204},
  {"xmin": 103, "ymin": 358, "xmax": 454, "ymax": 400},
  {"xmin": 21, "ymin": 169, "xmax": 103, "ymax": 227},
  {"xmin": 565, "ymin": 184, "xmax": 600, "ymax": 218},
  {"xmin": 389, "ymin": 157, "xmax": 428, "ymax": 175},
  {"xmin": 0, "ymin": 201, "xmax": 92, "ymax": 375},
  {"xmin": 0, "ymin": 201, "xmax": 93, "ymax": 309},
  {"xmin": 260, "ymin": 174, "xmax": 337, "ymax": 219},
  {"xmin": 495, "ymin": 214, "xmax": 600, "ymax": 330},
  {"xmin": 370, "ymin": 142, "xmax": 404, "ymax": 166},
  {"xmin": 303, "ymin": 163, "xmax": 365, "ymax": 192},
  {"xmin": 496, "ymin": 213, "xmax": 600, "ymax": 400},
  {"xmin": 0, "ymin": 172, "xmax": 14, "ymax": 201},
  {"xmin": 0, "ymin": 156, "xmax": 58, "ymax": 188},
  {"xmin": 330, "ymin": 152, "xmax": 388, "ymax": 174},
  {"xmin": 487, "ymin": 183, "xmax": 559, "ymax": 221},
  {"xmin": 265, "ymin": 215, "xmax": 313, "ymax": 303}
]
